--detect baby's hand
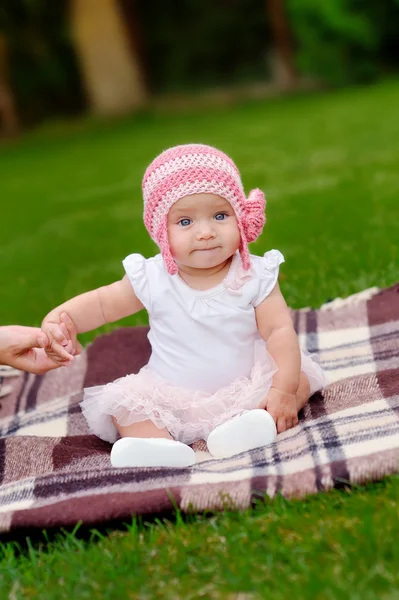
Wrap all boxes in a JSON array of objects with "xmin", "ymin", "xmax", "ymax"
[
  {"xmin": 41, "ymin": 313, "xmax": 81, "ymax": 366},
  {"xmin": 60, "ymin": 312, "xmax": 82, "ymax": 356},
  {"xmin": 259, "ymin": 387, "xmax": 298, "ymax": 434}
]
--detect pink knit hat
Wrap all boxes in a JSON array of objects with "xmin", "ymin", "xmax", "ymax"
[{"xmin": 142, "ymin": 144, "xmax": 266, "ymax": 275}]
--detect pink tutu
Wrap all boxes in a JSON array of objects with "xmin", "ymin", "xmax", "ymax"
[{"xmin": 80, "ymin": 344, "xmax": 327, "ymax": 445}]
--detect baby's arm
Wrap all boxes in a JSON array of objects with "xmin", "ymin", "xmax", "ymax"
[
  {"xmin": 42, "ymin": 276, "xmax": 144, "ymax": 364},
  {"xmin": 255, "ymin": 282, "xmax": 301, "ymax": 432}
]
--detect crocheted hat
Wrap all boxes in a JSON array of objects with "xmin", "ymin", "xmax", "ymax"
[{"xmin": 142, "ymin": 143, "xmax": 266, "ymax": 275}]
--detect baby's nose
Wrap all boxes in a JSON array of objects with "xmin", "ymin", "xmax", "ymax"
[{"xmin": 196, "ymin": 225, "xmax": 215, "ymax": 240}]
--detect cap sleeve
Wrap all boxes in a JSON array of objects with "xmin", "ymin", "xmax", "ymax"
[
  {"xmin": 122, "ymin": 253, "xmax": 150, "ymax": 310},
  {"xmin": 252, "ymin": 249, "xmax": 285, "ymax": 307}
]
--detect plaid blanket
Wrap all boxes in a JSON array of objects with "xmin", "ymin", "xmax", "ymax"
[{"xmin": 0, "ymin": 283, "xmax": 398, "ymax": 535}]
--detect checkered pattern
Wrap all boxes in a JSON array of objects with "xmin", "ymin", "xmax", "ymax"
[{"xmin": 0, "ymin": 283, "xmax": 398, "ymax": 535}]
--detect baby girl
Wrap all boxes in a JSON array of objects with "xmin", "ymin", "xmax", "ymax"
[{"xmin": 42, "ymin": 144, "xmax": 326, "ymax": 468}]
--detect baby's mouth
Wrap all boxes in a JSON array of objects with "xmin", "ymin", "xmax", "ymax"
[{"xmin": 195, "ymin": 246, "xmax": 220, "ymax": 252}]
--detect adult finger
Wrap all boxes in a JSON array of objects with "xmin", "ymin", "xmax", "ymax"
[
  {"xmin": 18, "ymin": 329, "xmax": 48, "ymax": 352},
  {"xmin": 30, "ymin": 349, "xmax": 71, "ymax": 374},
  {"xmin": 36, "ymin": 333, "xmax": 49, "ymax": 349}
]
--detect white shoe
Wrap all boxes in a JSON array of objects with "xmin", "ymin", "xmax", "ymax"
[
  {"xmin": 207, "ymin": 409, "xmax": 277, "ymax": 459},
  {"xmin": 110, "ymin": 437, "xmax": 196, "ymax": 468}
]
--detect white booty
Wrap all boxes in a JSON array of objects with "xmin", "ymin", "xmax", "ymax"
[
  {"xmin": 207, "ymin": 409, "xmax": 277, "ymax": 459},
  {"xmin": 110, "ymin": 437, "xmax": 196, "ymax": 468}
]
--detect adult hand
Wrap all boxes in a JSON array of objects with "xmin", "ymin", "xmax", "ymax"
[{"xmin": 0, "ymin": 323, "xmax": 75, "ymax": 375}]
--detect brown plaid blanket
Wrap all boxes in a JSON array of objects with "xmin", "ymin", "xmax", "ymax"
[{"xmin": 0, "ymin": 283, "xmax": 398, "ymax": 534}]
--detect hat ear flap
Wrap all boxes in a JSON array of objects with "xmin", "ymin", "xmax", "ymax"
[
  {"xmin": 155, "ymin": 218, "xmax": 178, "ymax": 275},
  {"xmin": 244, "ymin": 188, "xmax": 266, "ymax": 243},
  {"xmin": 237, "ymin": 219, "xmax": 251, "ymax": 271}
]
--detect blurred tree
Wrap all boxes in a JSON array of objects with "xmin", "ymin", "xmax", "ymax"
[
  {"xmin": 1, "ymin": 0, "xmax": 398, "ymax": 127},
  {"xmin": 286, "ymin": 0, "xmax": 399, "ymax": 84},
  {"xmin": 135, "ymin": 0, "xmax": 268, "ymax": 92},
  {"xmin": 69, "ymin": 0, "xmax": 147, "ymax": 115},
  {"xmin": 0, "ymin": 1, "xmax": 84, "ymax": 126},
  {"xmin": 0, "ymin": 33, "xmax": 19, "ymax": 136},
  {"xmin": 135, "ymin": 0, "xmax": 399, "ymax": 93},
  {"xmin": 266, "ymin": 0, "xmax": 297, "ymax": 87}
]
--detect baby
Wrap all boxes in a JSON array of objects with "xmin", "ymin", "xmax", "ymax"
[{"xmin": 42, "ymin": 144, "xmax": 326, "ymax": 468}]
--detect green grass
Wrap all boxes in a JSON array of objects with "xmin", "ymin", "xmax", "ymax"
[
  {"xmin": 1, "ymin": 79, "xmax": 399, "ymax": 598},
  {"xmin": 1, "ymin": 478, "xmax": 399, "ymax": 599}
]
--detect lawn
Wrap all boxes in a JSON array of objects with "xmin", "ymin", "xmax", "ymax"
[{"xmin": 0, "ymin": 79, "xmax": 399, "ymax": 598}]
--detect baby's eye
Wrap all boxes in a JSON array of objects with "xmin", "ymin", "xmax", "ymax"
[
  {"xmin": 178, "ymin": 218, "xmax": 192, "ymax": 227},
  {"xmin": 214, "ymin": 213, "xmax": 227, "ymax": 221}
]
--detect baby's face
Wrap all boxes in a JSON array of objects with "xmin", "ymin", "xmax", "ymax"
[{"xmin": 167, "ymin": 193, "xmax": 241, "ymax": 272}]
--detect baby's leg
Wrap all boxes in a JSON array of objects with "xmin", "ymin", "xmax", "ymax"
[
  {"xmin": 296, "ymin": 372, "xmax": 311, "ymax": 412},
  {"xmin": 112, "ymin": 417, "xmax": 173, "ymax": 440},
  {"xmin": 110, "ymin": 417, "xmax": 195, "ymax": 468}
]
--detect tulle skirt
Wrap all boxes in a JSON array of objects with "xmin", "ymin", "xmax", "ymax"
[{"xmin": 80, "ymin": 344, "xmax": 327, "ymax": 445}]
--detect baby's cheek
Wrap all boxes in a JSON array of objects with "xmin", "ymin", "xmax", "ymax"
[
  {"xmin": 229, "ymin": 223, "xmax": 241, "ymax": 248},
  {"xmin": 168, "ymin": 229, "xmax": 185, "ymax": 259},
  {"xmin": 167, "ymin": 227, "xmax": 177, "ymax": 255}
]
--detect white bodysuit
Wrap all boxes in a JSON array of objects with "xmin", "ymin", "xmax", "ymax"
[
  {"xmin": 80, "ymin": 250, "xmax": 327, "ymax": 444},
  {"xmin": 123, "ymin": 250, "xmax": 284, "ymax": 393}
]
